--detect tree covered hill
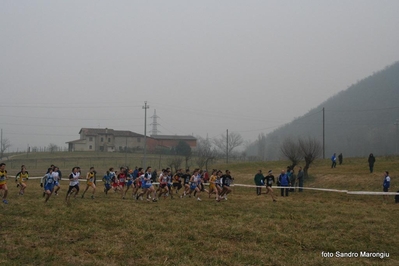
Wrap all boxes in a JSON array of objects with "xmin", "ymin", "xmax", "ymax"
[{"xmin": 247, "ymin": 61, "xmax": 399, "ymax": 160}]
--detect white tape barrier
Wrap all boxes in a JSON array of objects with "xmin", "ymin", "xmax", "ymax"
[
  {"xmin": 8, "ymin": 176, "xmax": 399, "ymax": 196},
  {"xmin": 233, "ymin": 184, "xmax": 399, "ymax": 195}
]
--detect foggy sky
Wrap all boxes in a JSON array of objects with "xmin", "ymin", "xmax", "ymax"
[{"xmin": 1, "ymin": 0, "xmax": 399, "ymax": 152}]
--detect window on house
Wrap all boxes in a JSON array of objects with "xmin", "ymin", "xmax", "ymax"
[
  {"xmin": 108, "ymin": 138, "xmax": 111, "ymax": 142},
  {"xmin": 101, "ymin": 137, "xmax": 104, "ymax": 142},
  {"xmin": 137, "ymin": 137, "xmax": 141, "ymax": 143},
  {"xmin": 89, "ymin": 137, "xmax": 93, "ymax": 141},
  {"xmin": 89, "ymin": 145, "xmax": 92, "ymax": 150}
]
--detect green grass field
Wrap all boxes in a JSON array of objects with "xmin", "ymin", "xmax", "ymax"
[{"xmin": 1, "ymin": 154, "xmax": 398, "ymax": 265}]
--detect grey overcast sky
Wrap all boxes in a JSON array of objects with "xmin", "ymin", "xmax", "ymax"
[{"xmin": 1, "ymin": 0, "xmax": 399, "ymax": 152}]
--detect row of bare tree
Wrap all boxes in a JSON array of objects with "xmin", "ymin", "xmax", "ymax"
[
  {"xmin": 0, "ymin": 138, "xmax": 11, "ymax": 159},
  {"xmin": 167, "ymin": 132, "xmax": 244, "ymax": 172},
  {"xmin": 280, "ymin": 137, "xmax": 322, "ymax": 178}
]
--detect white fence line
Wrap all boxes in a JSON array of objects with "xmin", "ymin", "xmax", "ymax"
[{"xmin": 11, "ymin": 176, "xmax": 399, "ymax": 196}]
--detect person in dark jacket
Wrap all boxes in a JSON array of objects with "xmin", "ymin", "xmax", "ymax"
[
  {"xmin": 278, "ymin": 170, "xmax": 290, "ymax": 197},
  {"xmin": 338, "ymin": 153, "xmax": 343, "ymax": 165},
  {"xmin": 297, "ymin": 167, "xmax": 304, "ymax": 192},
  {"xmin": 254, "ymin": 170, "xmax": 264, "ymax": 195},
  {"xmin": 151, "ymin": 169, "xmax": 158, "ymax": 183},
  {"xmin": 368, "ymin": 153, "xmax": 376, "ymax": 173}
]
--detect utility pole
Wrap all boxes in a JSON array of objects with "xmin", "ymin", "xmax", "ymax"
[
  {"xmin": 395, "ymin": 119, "xmax": 399, "ymax": 155},
  {"xmin": 0, "ymin": 129, "xmax": 2, "ymax": 159},
  {"xmin": 142, "ymin": 101, "xmax": 149, "ymax": 168},
  {"xmin": 125, "ymin": 137, "xmax": 127, "ymax": 166},
  {"xmin": 226, "ymin": 129, "xmax": 229, "ymax": 164},
  {"xmin": 323, "ymin": 108, "xmax": 325, "ymax": 159}
]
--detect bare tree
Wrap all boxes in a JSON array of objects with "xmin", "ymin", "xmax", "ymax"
[
  {"xmin": 0, "ymin": 138, "xmax": 11, "ymax": 159},
  {"xmin": 167, "ymin": 156, "xmax": 183, "ymax": 173},
  {"xmin": 280, "ymin": 137, "xmax": 301, "ymax": 169},
  {"xmin": 48, "ymin": 143, "xmax": 59, "ymax": 153},
  {"xmin": 195, "ymin": 136, "xmax": 217, "ymax": 170},
  {"xmin": 298, "ymin": 137, "xmax": 322, "ymax": 178},
  {"xmin": 213, "ymin": 132, "xmax": 244, "ymax": 158}
]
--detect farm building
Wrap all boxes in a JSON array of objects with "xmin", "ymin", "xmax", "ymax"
[
  {"xmin": 150, "ymin": 135, "xmax": 197, "ymax": 149},
  {"xmin": 66, "ymin": 128, "xmax": 196, "ymax": 152}
]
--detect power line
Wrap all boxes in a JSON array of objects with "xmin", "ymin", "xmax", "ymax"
[
  {"xmin": 326, "ymin": 106, "xmax": 399, "ymax": 112},
  {"xmin": 0, "ymin": 114, "xmax": 142, "ymax": 121},
  {"xmin": 0, "ymin": 122, "xmax": 143, "ymax": 128},
  {"xmin": 0, "ymin": 104, "xmax": 142, "ymax": 109},
  {"xmin": 3, "ymin": 131, "xmax": 76, "ymax": 137},
  {"xmin": 151, "ymin": 101, "xmax": 293, "ymax": 123},
  {"xmin": 234, "ymin": 124, "xmax": 283, "ymax": 133}
]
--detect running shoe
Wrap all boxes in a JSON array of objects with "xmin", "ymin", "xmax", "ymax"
[
  {"xmin": 197, "ymin": 198, "xmax": 202, "ymax": 201},
  {"xmin": 3, "ymin": 199, "xmax": 8, "ymax": 204}
]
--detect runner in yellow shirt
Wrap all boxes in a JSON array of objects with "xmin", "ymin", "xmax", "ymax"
[
  {"xmin": 0, "ymin": 163, "xmax": 9, "ymax": 204},
  {"xmin": 208, "ymin": 169, "xmax": 220, "ymax": 201},
  {"xmin": 16, "ymin": 165, "xmax": 29, "ymax": 195},
  {"xmin": 81, "ymin": 167, "xmax": 96, "ymax": 199}
]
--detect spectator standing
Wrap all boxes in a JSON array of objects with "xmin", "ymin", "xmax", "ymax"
[
  {"xmin": 338, "ymin": 153, "xmax": 343, "ymax": 165},
  {"xmin": 289, "ymin": 168, "xmax": 296, "ymax": 192},
  {"xmin": 254, "ymin": 170, "xmax": 264, "ymax": 195},
  {"xmin": 368, "ymin": 153, "xmax": 376, "ymax": 173},
  {"xmin": 151, "ymin": 168, "xmax": 158, "ymax": 183},
  {"xmin": 383, "ymin": 171, "xmax": 390, "ymax": 201},
  {"xmin": 278, "ymin": 170, "xmax": 290, "ymax": 197},
  {"xmin": 297, "ymin": 167, "xmax": 304, "ymax": 192}
]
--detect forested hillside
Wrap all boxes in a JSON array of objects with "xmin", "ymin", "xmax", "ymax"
[{"xmin": 247, "ymin": 61, "xmax": 399, "ymax": 160}]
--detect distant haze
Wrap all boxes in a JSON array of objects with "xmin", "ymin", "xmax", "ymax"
[
  {"xmin": 245, "ymin": 62, "xmax": 399, "ymax": 160},
  {"xmin": 1, "ymin": 1, "xmax": 399, "ymax": 152}
]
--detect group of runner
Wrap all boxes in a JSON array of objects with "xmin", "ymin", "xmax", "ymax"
[
  {"xmin": 0, "ymin": 162, "xmax": 234, "ymax": 204},
  {"xmin": 101, "ymin": 166, "xmax": 234, "ymax": 202}
]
